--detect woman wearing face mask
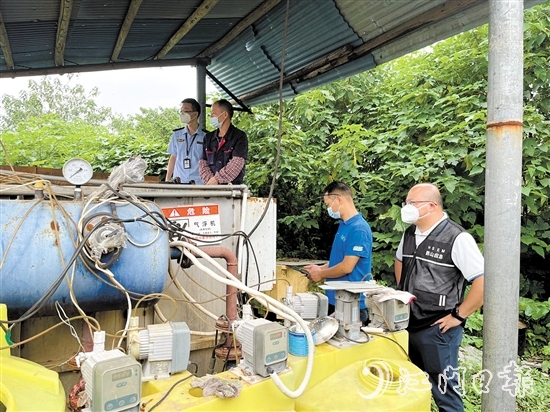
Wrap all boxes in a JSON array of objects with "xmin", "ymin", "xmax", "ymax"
[
  {"xmin": 304, "ymin": 181, "xmax": 373, "ymax": 326},
  {"xmin": 198, "ymin": 99, "xmax": 248, "ymax": 185},
  {"xmin": 394, "ymin": 183, "xmax": 484, "ymax": 412},
  {"xmin": 165, "ymin": 98, "xmax": 205, "ymax": 184}
]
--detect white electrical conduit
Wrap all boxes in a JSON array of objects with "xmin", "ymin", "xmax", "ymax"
[
  {"xmin": 95, "ymin": 264, "xmax": 132, "ymax": 349},
  {"xmin": 237, "ymin": 189, "xmax": 248, "ymax": 276},
  {"xmin": 174, "ymin": 240, "xmax": 314, "ymax": 399},
  {"xmin": 166, "ymin": 250, "xmax": 219, "ymax": 322}
]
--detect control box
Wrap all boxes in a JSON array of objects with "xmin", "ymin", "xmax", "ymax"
[
  {"xmin": 81, "ymin": 349, "xmax": 141, "ymax": 412},
  {"xmin": 367, "ymin": 298, "xmax": 410, "ymax": 331},
  {"xmin": 237, "ymin": 318, "xmax": 288, "ymax": 377}
]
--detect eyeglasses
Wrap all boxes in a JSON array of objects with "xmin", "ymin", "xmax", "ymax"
[{"xmin": 402, "ymin": 200, "xmax": 433, "ymax": 207}]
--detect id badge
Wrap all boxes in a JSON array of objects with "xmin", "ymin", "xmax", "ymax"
[{"xmin": 184, "ymin": 158, "xmax": 191, "ymax": 169}]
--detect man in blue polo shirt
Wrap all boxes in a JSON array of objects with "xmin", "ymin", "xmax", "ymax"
[{"xmin": 305, "ymin": 181, "xmax": 373, "ymax": 325}]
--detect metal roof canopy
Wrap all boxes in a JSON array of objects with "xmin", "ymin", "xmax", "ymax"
[{"xmin": 0, "ymin": 0, "xmax": 543, "ymax": 107}]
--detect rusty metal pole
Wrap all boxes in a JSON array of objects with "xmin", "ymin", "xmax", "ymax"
[{"xmin": 483, "ymin": 1, "xmax": 524, "ymax": 410}]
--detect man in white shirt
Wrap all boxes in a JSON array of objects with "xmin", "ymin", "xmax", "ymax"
[{"xmin": 395, "ymin": 183, "xmax": 484, "ymax": 412}]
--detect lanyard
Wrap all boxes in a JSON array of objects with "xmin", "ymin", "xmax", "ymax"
[{"xmin": 185, "ymin": 131, "xmax": 198, "ymax": 157}]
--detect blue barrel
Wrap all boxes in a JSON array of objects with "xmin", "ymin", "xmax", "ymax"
[{"xmin": 0, "ymin": 199, "xmax": 169, "ymax": 316}]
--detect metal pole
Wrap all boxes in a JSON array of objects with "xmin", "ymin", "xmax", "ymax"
[
  {"xmin": 483, "ymin": 1, "xmax": 523, "ymax": 410},
  {"xmin": 197, "ymin": 62, "xmax": 207, "ymax": 128}
]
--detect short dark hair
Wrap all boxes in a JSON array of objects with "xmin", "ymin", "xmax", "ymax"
[
  {"xmin": 215, "ymin": 99, "xmax": 234, "ymax": 119},
  {"xmin": 181, "ymin": 98, "xmax": 201, "ymax": 116},
  {"xmin": 324, "ymin": 181, "xmax": 352, "ymax": 198}
]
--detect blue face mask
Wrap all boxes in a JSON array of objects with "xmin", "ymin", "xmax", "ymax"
[
  {"xmin": 327, "ymin": 198, "xmax": 341, "ymax": 219},
  {"xmin": 209, "ymin": 114, "xmax": 224, "ymax": 129}
]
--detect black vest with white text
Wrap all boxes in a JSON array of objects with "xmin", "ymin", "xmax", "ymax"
[{"xmin": 399, "ymin": 219, "xmax": 467, "ymax": 331}]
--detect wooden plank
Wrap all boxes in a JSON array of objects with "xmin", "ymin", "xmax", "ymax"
[
  {"xmin": 111, "ymin": 0, "xmax": 144, "ymax": 62},
  {"xmin": 54, "ymin": 0, "xmax": 73, "ymax": 67},
  {"xmin": 155, "ymin": 0, "xmax": 220, "ymax": 60},
  {"xmin": 0, "ymin": 10, "xmax": 14, "ymax": 70},
  {"xmin": 0, "ymin": 165, "xmax": 159, "ymax": 182}
]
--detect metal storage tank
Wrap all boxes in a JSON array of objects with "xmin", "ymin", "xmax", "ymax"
[{"xmin": 0, "ymin": 199, "xmax": 169, "ymax": 316}]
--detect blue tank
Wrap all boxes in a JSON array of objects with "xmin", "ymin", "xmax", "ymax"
[{"xmin": 0, "ymin": 199, "xmax": 169, "ymax": 317}]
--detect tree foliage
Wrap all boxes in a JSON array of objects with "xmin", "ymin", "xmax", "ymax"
[
  {"xmin": 0, "ymin": 74, "xmax": 114, "ymax": 130},
  {"xmin": 238, "ymin": 3, "xmax": 550, "ymax": 294}
]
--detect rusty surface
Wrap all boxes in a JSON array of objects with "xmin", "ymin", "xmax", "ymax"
[{"xmin": 486, "ymin": 120, "xmax": 523, "ymax": 129}]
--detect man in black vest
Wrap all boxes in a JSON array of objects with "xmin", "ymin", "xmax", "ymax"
[
  {"xmin": 395, "ymin": 183, "xmax": 484, "ymax": 412},
  {"xmin": 199, "ymin": 99, "xmax": 248, "ymax": 185}
]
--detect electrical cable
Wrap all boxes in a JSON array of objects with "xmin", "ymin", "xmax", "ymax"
[
  {"xmin": 146, "ymin": 373, "xmax": 193, "ymax": 412},
  {"xmin": 364, "ymin": 331, "xmax": 411, "ymax": 361},
  {"xmin": 0, "ymin": 315, "xmax": 101, "ymax": 351},
  {"xmin": 167, "ymin": 260, "xmax": 219, "ymax": 322},
  {"xmin": 0, "ymin": 224, "xmax": 102, "ymax": 328},
  {"xmin": 245, "ymin": 0, "xmax": 290, "ymax": 238}
]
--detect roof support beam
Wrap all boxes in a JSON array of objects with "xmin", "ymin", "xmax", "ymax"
[
  {"xmin": 0, "ymin": 58, "xmax": 210, "ymax": 79},
  {"xmin": 238, "ymin": 0, "xmax": 479, "ymax": 102},
  {"xmin": 111, "ymin": 0, "xmax": 144, "ymax": 62},
  {"xmin": 155, "ymin": 0, "xmax": 219, "ymax": 60},
  {"xmin": 0, "ymin": 10, "xmax": 14, "ymax": 70},
  {"xmin": 197, "ymin": 0, "xmax": 281, "ymax": 58},
  {"xmin": 55, "ymin": 0, "xmax": 73, "ymax": 66},
  {"xmin": 206, "ymin": 69, "xmax": 252, "ymax": 113}
]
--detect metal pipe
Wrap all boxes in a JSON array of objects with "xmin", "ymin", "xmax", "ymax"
[
  {"xmin": 197, "ymin": 62, "xmax": 207, "ymax": 128},
  {"xmin": 0, "ymin": 185, "xmax": 246, "ymax": 199},
  {"xmin": 196, "ymin": 246, "xmax": 239, "ymax": 322},
  {"xmin": 483, "ymin": 1, "xmax": 524, "ymax": 410}
]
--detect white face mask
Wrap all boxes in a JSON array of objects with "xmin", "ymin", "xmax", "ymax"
[
  {"xmin": 401, "ymin": 203, "xmax": 430, "ymax": 224},
  {"xmin": 179, "ymin": 112, "xmax": 192, "ymax": 124}
]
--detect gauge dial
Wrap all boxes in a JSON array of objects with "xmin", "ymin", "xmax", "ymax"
[{"xmin": 62, "ymin": 158, "xmax": 94, "ymax": 185}]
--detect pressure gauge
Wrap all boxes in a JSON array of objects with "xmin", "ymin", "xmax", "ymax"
[{"xmin": 62, "ymin": 158, "xmax": 94, "ymax": 185}]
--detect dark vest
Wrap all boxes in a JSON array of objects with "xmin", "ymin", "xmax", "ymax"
[
  {"xmin": 204, "ymin": 124, "xmax": 246, "ymax": 184},
  {"xmin": 399, "ymin": 219, "xmax": 467, "ymax": 331}
]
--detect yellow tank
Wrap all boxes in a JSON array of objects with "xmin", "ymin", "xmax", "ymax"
[
  {"xmin": 140, "ymin": 330, "xmax": 431, "ymax": 411},
  {"xmin": 0, "ymin": 304, "xmax": 66, "ymax": 412}
]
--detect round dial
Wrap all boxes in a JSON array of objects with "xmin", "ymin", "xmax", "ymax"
[{"xmin": 62, "ymin": 158, "xmax": 94, "ymax": 185}]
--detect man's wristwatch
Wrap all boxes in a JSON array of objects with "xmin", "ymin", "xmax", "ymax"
[{"xmin": 451, "ymin": 306, "xmax": 466, "ymax": 322}]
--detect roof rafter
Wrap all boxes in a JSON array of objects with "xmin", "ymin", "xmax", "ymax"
[
  {"xmin": 0, "ymin": 58, "xmax": 210, "ymax": 79},
  {"xmin": 196, "ymin": 0, "xmax": 281, "ymax": 58},
  {"xmin": 0, "ymin": 10, "xmax": 14, "ymax": 70},
  {"xmin": 111, "ymin": 0, "xmax": 144, "ymax": 62},
  {"xmin": 155, "ymin": 0, "xmax": 219, "ymax": 60},
  {"xmin": 54, "ymin": 0, "xmax": 73, "ymax": 67}
]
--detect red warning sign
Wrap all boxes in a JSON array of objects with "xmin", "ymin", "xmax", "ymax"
[
  {"xmin": 161, "ymin": 204, "xmax": 221, "ymax": 245},
  {"xmin": 161, "ymin": 204, "xmax": 219, "ymax": 218}
]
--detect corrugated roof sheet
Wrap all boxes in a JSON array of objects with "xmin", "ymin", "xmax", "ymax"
[{"xmin": 0, "ymin": 0, "xmax": 545, "ymax": 105}]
